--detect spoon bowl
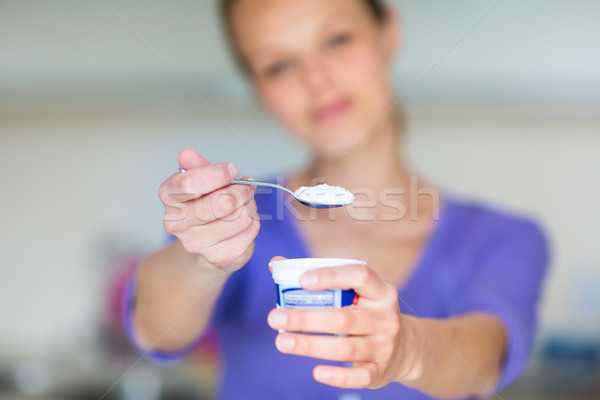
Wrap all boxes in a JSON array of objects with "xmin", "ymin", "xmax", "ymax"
[{"xmin": 232, "ymin": 179, "xmax": 351, "ymax": 208}]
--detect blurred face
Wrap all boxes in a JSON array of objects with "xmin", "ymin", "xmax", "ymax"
[{"xmin": 229, "ymin": 0, "xmax": 399, "ymax": 159}]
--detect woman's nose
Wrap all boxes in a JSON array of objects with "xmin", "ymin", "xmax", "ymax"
[{"xmin": 300, "ymin": 56, "xmax": 331, "ymax": 93}]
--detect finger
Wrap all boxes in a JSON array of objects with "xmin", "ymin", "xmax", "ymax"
[
  {"xmin": 269, "ymin": 255, "xmax": 287, "ymax": 263},
  {"xmin": 160, "ymin": 161, "xmax": 237, "ymax": 204},
  {"xmin": 177, "ymin": 148, "xmax": 211, "ymax": 170},
  {"xmin": 188, "ymin": 178, "xmax": 256, "ymax": 223},
  {"xmin": 268, "ymin": 255, "xmax": 287, "ymax": 274},
  {"xmin": 164, "ymin": 183, "xmax": 257, "ymax": 237},
  {"xmin": 191, "ymin": 216, "xmax": 260, "ymax": 269},
  {"xmin": 313, "ymin": 363, "xmax": 376, "ymax": 389},
  {"xmin": 183, "ymin": 204, "xmax": 258, "ymax": 248},
  {"xmin": 275, "ymin": 333, "xmax": 374, "ymax": 363},
  {"xmin": 267, "ymin": 307, "xmax": 385, "ymax": 335},
  {"xmin": 300, "ymin": 264, "xmax": 389, "ymax": 301}
]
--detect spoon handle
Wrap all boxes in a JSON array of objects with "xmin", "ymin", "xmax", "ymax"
[
  {"xmin": 231, "ymin": 179, "xmax": 296, "ymax": 197},
  {"xmin": 179, "ymin": 169, "xmax": 296, "ymax": 197}
]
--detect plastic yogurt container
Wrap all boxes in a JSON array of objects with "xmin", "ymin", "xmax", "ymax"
[{"xmin": 269, "ymin": 258, "xmax": 366, "ymax": 310}]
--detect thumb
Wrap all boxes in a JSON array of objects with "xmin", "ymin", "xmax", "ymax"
[
  {"xmin": 178, "ymin": 148, "xmax": 211, "ymax": 171},
  {"xmin": 268, "ymin": 255, "xmax": 288, "ymax": 274}
]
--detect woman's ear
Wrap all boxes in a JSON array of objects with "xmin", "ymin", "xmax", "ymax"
[{"xmin": 381, "ymin": 7, "xmax": 402, "ymax": 63}]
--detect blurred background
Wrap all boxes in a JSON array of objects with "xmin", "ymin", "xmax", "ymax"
[{"xmin": 1, "ymin": 0, "xmax": 599, "ymax": 399}]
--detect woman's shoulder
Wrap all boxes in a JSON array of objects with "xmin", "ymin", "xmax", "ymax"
[
  {"xmin": 433, "ymin": 196, "xmax": 550, "ymax": 294},
  {"xmin": 441, "ymin": 196, "xmax": 548, "ymax": 255}
]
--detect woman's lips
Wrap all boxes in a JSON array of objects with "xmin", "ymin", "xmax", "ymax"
[{"xmin": 314, "ymin": 99, "xmax": 351, "ymax": 122}]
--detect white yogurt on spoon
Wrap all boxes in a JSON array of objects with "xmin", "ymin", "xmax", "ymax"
[{"xmin": 294, "ymin": 183, "xmax": 354, "ymax": 207}]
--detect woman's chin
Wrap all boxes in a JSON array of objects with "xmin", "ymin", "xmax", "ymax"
[{"xmin": 312, "ymin": 128, "xmax": 371, "ymax": 160}]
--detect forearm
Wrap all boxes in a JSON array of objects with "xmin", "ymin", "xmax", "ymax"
[
  {"xmin": 396, "ymin": 313, "xmax": 506, "ymax": 399},
  {"xmin": 132, "ymin": 239, "xmax": 229, "ymax": 352}
]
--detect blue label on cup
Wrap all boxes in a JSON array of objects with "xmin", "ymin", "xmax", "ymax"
[
  {"xmin": 283, "ymin": 289, "xmax": 335, "ymax": 307},
  {"xmin": 276, "ymin": 284, "xmax": 355, "ymax": 309}
]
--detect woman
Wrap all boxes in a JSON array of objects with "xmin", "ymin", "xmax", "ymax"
[{"xmin": 125, "ymin": 0, "xmax": 548, "ymax": 398}]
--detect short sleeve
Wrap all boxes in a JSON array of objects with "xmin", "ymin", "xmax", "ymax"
[{"xmin": 448, "ymin": 219, "xmax": 549, "ymax": 392}]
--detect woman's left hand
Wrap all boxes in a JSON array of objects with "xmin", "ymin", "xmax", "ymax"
[{"xmin": 267, "ymin": 257, "xmax": 415, "ymax": 389}]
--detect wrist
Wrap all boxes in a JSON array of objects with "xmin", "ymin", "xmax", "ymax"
[
  {"xmin": 395, "ymin": 314, "xmax": 427, "ymax": 384},
  {"xmin": 171, "ymin": 239, "xmax": 226, "ymax": 280}
]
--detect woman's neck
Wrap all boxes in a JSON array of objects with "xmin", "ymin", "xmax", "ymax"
[{"xmin": 296, "ymin": 120, "xmax": 412, "ymax": 198}]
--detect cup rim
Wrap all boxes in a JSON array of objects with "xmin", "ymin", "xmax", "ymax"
[
  {"xmin": 269, "ymin": 257, "xmax": 366, "ymax": 285},
  {"xmin": 269, "ymin": 257, "xmax": 366, "ymax": 269}
]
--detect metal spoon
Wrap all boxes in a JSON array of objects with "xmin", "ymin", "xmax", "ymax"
[{"xmin": 178, "ymin": 168, "xmax": 352, "ymax": 208}]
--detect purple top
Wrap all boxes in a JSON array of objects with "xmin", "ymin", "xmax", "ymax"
[{"xmin": 124, "ymin": 179, "xmax": 548, "ymax": 400}]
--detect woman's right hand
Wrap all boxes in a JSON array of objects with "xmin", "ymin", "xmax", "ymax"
[{"xmin": 158, "ymin": 148, "xmax": 260, "ymax": 272}]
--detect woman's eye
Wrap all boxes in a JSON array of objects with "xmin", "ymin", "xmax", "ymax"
[
  {"xmin": 266, "ymin": 60, "xmax": 290, "ymax": 77},
  {"xmin": 327, "ymin": 33, "xmax": 351, "ymax": 48}
]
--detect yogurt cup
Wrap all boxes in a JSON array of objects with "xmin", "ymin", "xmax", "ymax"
[{"xmin": 269, "ymin": 258, "xmax": 366, "ymax": 310}]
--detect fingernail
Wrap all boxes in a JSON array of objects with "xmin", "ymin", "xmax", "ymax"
[
  {"xmin": 300, "ymin": 271, "xmax": 318, "ymax": 287},
  {"xmin": 268, "ymin": 311, "xmax": 288, "ymax": 328},
  {"xmin": 277, "ymin": 335, "xmax": 295, "ymax": 352},
  {"xmin": 315, "ymin": 367, "xmax": 332, "ymax": 381},
  {"xmin": 227, "ymin": 162, "xmax": 237, "ymax": 178}
]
